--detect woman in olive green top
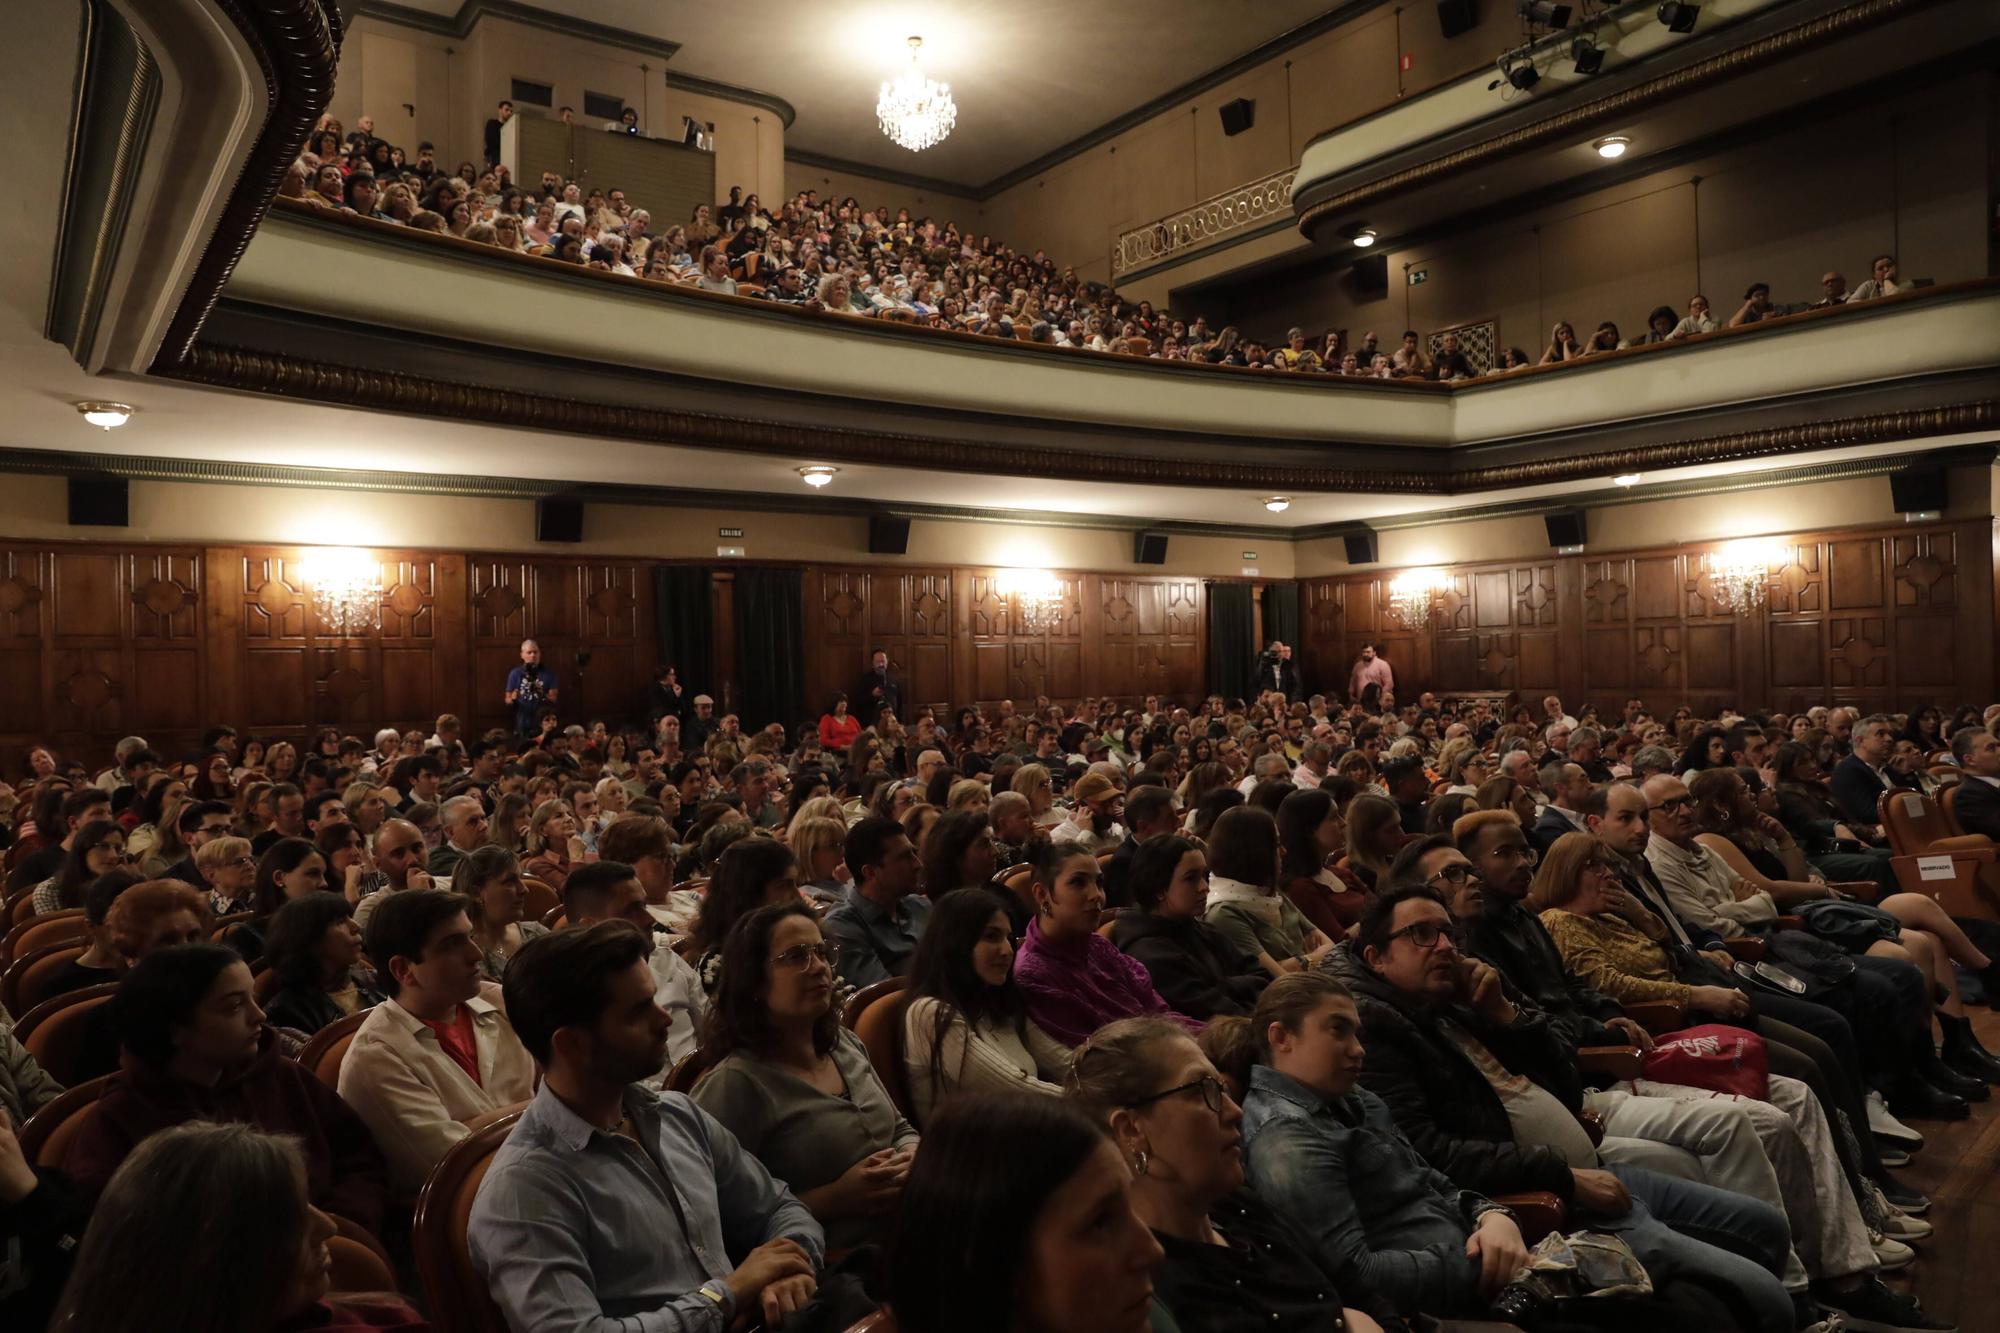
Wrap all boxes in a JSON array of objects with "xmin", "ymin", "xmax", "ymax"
[
  {"xmin": 692, "ymin": 902, "xmax": 919, "ymax": 1249},
  {"xmin": 1200, "ymin": 806, "xmax": 1334, "ymax": 979}
]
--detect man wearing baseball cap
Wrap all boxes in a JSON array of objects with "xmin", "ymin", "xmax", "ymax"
[{"xmin": 1050, "ymin": 773, "xmax": 1126, "ymax": 855}]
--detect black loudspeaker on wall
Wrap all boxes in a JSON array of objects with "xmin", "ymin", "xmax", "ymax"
[
  {"xmin": 1544, "ymin": 510, "xmax": 1587, "ymax": 547},
  {"xmin": 1349, "ymin": 253, "xmax": 1389, "ymax": 299},
  {"xmin": 67, "ymin": 476, "xmax": 128, "ymax": 527},
  {"xmin": 868, "ymin": 515, "xmax": 911, "ymax": 555},
  {"xmin": 1217, "ymin": 98, "xmax": 1256, "ymax": 136},
  {"xmin": 1889, "ymin": 465, "xmax": 1948, "ymax": 514},
  {"xmin": 1437, "ymin": 0, "xmax": 1479, "ymax": 37},
  {"xmin": 535, "ymin": 497, "xmax": 584, "ymax": 543},
  {"xmin": 1134, "ymin": 531, "xmax": 1169, "ymax": 565},
  {"xmin": 1343, "ymin": 530, "xmax": 1379, "ymax": 565}
]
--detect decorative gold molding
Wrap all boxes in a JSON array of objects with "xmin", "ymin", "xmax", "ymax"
[
  {"xmin": 162, "ymin": 342, "xmax": 1996, "ymax": 497},
  {"xmin": 1112, "ymin": 168, "xmax": 1296, "ymax": 278},
  {"xmin": 1297, "ymin": 0, "xmax": 1942, "ymax": 236}
]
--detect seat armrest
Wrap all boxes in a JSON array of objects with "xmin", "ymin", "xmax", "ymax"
[
  {"xmin": 1774, "ymin": 915, "xmax": 1804, "ymax": 931},
  {"xmin": 1577, "ymin": 1045, "xmax": 1644, "ymax": 1082},
  {"xmin": 1492, "ymin": 1191, "xmax": 1566, "ymax": 1244},
  {"xmin": 1622, "ymin": 1000, "xmax": 1685, "ymax": 1034},
  {"xmin": 1724, "ymin": 937, "xmax": 1768, "ymax": 962}
]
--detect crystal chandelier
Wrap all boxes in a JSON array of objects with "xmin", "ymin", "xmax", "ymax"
[
  {"xmin": 999, "ymin": 568, "xmax": 1063, "ymax": 633},
  {"xmin": 1706, "ymin": 539, "xmax": 1778, "ymax": 613},
  {"xmin": 877, "ymin": 37, "xmax": 957, "ymax": 152},
  {"xmin": 1387, "ymin": 567, "xmax": 1447, "ymax": 628},
  {"xmin": 299, "ymin": 546, "xmax": 381, "ymax": 635}
]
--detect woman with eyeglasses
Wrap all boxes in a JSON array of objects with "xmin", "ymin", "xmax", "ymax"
[
  {"xmin": 1011, "ymin": 761, "xmax": 1062, "ymax": 828},
  {"xmin": 195, "ymin": 835, "xmax": 260, "ymax": 918},
  {"xmin": 692, "ymin": 902, "xmax": 919, "ymax": 1248},
  {"xmin": 27, "ymin": 818, "xmax": 129, "ymax": 915},
  {"xmin": 1066, "ymin": 1014, "xmax": 1385, "ymax": 1333}
]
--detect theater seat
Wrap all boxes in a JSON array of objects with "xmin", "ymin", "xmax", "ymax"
[
  {"xmin": 852, "ymin": 981, "xmax": 914, "ymax": 1121},
  {"xmin": 328, "ymin": 1234, "xmax": 398, "ymax": 1295},
  {"xmin": 842, "ymin": 1312, "xmax": 898, "ymax": 1333},
  {"xmin": 17, "ymin": 1072, "xmax": 115, "ymax": 1166},
  {"xmin": 1876, "ymin": 788, "xmax": 2000, "ymax": 919},
  {"xmin": 1622, "ymin": 1000, "xmax": 1686, "ymax": 1035},
  {"xmin": 209, "ymin": 911, "xmax": 255, "ymax": 940},
  {"xmin": 664, "ymin": 1048, "xmax": 717, "ymax": 1095},
  {"xmin": 298, "ymin": 1009, "xmax": 370, "ymax": 1090},
  {"xmin": 843, "ymin": 976, "xmax": 906, "ymax": 1030},
  {"xmin": 1576, "ymin": 1046, "xmax": 1644, "ymax": 1082},
  {"xmin": 412, "ymin": 1106, "xmax": 525, "ymax": 1333},
  {"xmin": 15, "ymin": 983, "xmax": 116, "ymax": 1087},
  {"xmin": 2, "ymin": 940, "xmax": 87, "ymax": 1016},
  {"xmin": 521, "ymin": 878, "xmax": 559, "ymax": 924},
  {"xmin": 1723, "ymin": 937, "xmax": 1768, "ymax": 963},
  {"xmin": 3, "ymin": 908, "xmax": 87, "ymax": 965},
  {"xmin": 1493, "ymin": 1191, "xmax": 1566, "ymax": 1244}
]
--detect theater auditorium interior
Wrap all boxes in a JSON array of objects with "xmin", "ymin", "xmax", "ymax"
[{"xmin": 2, "ymin": 0, "xmax": 1999, "ymax": 1330}]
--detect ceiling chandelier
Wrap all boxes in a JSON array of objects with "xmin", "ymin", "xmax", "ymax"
[
  {"xmin": 1706, "ymin": 538, "xmax": 1778, "ymax": 613},
  {"xmin": 998, "ymin": 568, "xmax": 1064, "ymax": 633},
  {"xmin": 877, "ymin": 36, "xmax": 957, "ymax": 152},
  {"xmin": 300, "ymin": 546, "xmax": 382, "ymax": 635},
  {"xmin": 1387, "ymin": 567, "xmax": 1448, "ymax": 628}
]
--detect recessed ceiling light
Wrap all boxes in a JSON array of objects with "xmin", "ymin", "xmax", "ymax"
[
  {"xmin": 1614, "ymin": 473, "xmax": 1642, "ymax": 487},
  {"xmin": 1351, "ymin": 227, "xmax": 1377, "ymax": 248},
  {"xmin": 1594, "ymin": 135, "xmax": 1631, "ymax": 159},
  {"xmin": 798, "ymin": 465, "xmax": 839, "ymax": 488},
  {"xmin": 75, "ymin": 401, "xmax": 133, "ymax": 430},
  {"xmin": 1264, "ymin": 497, "xmax": 1292, "ymax": 513}
]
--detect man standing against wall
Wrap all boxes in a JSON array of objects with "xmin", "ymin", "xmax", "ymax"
[
  {"xmin": 1349, "ymin": 643, "xmax": 1394, "ymax": 706},
  {"xmin": 505, "ymin": 639, "xmax": 558, "ymax": 738}
]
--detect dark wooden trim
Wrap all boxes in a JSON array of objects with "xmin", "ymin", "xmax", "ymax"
[{"xmin": 339, "ymin": 0, "xmax": 681, "ymax": 62}]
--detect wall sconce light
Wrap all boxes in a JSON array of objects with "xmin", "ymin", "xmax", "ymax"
[{"xmin": 299, "ymin": 547, "xmax": 381, "ymax": 635}]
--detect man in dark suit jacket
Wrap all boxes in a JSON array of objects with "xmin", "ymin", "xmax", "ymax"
[
  {"xmin": 1526, "ymin": 764, "xmax": 1590, "ymax": 855},
  {"xmin": 856, "ymin": 648, "xmax": 902, "ymax": 723},
  {"xmin": 1254, "ymin": 641, "xmax": 1300, "ymax": 701},
  {"xmin": 1102, "ymin": 785, "xmax": 1179, "ymax": 908},
  {"xmin": 1830, "ymin": 714, "xmax": 1896, "ymax": 829},
  {"xmin": 1950, "ymin": 728, "xmax": 2000, "ymax": 840}
]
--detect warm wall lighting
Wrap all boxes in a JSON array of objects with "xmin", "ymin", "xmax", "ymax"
[
  {"xmin": 1613, "ymin": 473, "xmax": 1642, "ymax": 487},
  {"xmin": 1707, "ymin": 538, "xmax": 1782, "ymax": 612},
  {"xmin": 997, "ymin": 568, "xmax": 1064, "ymax": 632},
  {"xmin": 1594, "ymin": 135, "xmax": 1631, "ymax": 159},
  {"xmin": 298, "ymin": 546, "xmax": 381, "ymax": 635},
  {"xmin": 798, "ymin": 465, "xmax": 839, "ymax": 488},
  {"xmin": 1264, "ymin": 496, "xmax": 1292, "ymax": 513},
  {"xmin": 1387, "ymin": 567, "xmax": 1448, "ymax": 628},
  {"xmin": 75, "ymin": 401, "xmax": 133, "ymax": 430}
]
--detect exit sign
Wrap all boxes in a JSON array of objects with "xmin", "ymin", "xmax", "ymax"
[
  {"xmin": 1408, "ymin": 268, "xmax": 1429, "ymax": 286},
  {"xmin": 718, "ymin": 527, "xmax": 744, "ymax": 538},
  {"xmin": 1401, "ymin": 53, "xmax": 1413, "ymax": 71}
]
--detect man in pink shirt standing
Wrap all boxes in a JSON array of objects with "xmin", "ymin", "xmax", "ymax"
[{"xmin": 1349, "ymin": 643, "xmax": 1394, "ymax": 705}]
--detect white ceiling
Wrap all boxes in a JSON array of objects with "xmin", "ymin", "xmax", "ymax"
[{"xmin": 380, "ymin": 0, "xmax": 1332, "ymax": 187}]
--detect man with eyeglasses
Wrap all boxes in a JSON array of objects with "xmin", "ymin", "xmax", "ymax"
[
  {"xmin": 161, "ymin": 800, "xmax": 235, "ymax": 893},
  {"xmin": 1323, "ymin": 887, "xmax": 1799, "ymax": 1333}
]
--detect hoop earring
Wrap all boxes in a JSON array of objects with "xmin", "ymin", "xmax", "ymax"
[{"xmin": 1132, "ymin": 1150, "xmax": 1149, "ymax": 1176}]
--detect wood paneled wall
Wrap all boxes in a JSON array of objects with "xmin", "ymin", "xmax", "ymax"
[
  {"xmin": 0, "ymin": 540, "xmax": 1207, "ymax": 768},
  {"xmin": 1297, "ymin": 519, "xmax": 1995, "ymax": 717}
]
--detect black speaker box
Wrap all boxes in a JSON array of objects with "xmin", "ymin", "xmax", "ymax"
[
  {"xmin": 1889, "ymin": 465, "xmax": 1947, "ymax": 514},
  {"xmin": 1349, "ymin": 253, "xmax": 1389, "ymax": 299},
  {"xmin": 1218, "ymin": 98, "xmax": 1256, "ymax": 136},
  {"xmin": 1437, "ymin": 0, "xmax": 1479, "ymax": 37},
  {"xmin": 1134, "ymin": 531, "xmax": 1169, "ymax": 565},
  {"xmin": 1343, "ymin": 530, "xmax": 1378, "ymax": 565},
  {"xmin": 536, "ymin": 497, "xmax": 584, "ymax": 543},
  {"xmin": 1544, "ymin": 509, "xmax": 1586, "ymax": 547},
  {"xmin": 67, "ymin": 476, "xmax": 128, "ymax": 527},
  {"xmin": 868, "ymin": 515, "xmax": 911, "ymax": 555}
]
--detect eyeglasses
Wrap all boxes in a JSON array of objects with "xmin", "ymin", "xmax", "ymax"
[
  {"xmin": 1386, "ymin": 920, "xmax": 1460, "ymax": 951},
  {"xmin": 1581, "ymin": 860, "xmax": 1615, "ymax": 879},
  {"xmin": 1125, "ymin": 1074, "xmax": 1227, "ymax": 1115},
  {"xmin": 1649, "ymin": 795, "xmax": 1691, "ymax": 814},
  {"xmin": 770, "ymin": 941, "xmax": 839, "ymax": 972},
  {"xmin": 1426, "ymin": 864, "xmax": 1474, "ymax": 886}
]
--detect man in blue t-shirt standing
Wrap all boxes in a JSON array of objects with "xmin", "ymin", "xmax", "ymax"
[{"xmin": 504, "ymin": 638, "xmax": 559, "ymax": 736}]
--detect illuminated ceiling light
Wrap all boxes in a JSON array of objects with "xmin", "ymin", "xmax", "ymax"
[
  {"xmin": 1264, "ymin": 497, "xmax": 1292, "ymax": 513},
  {"xmin": 1351, "ymin": 227, "xmax": 1377, "ymax": 248},
  {"xmin": 1657, "ymin": 2, "xmax": 1699, "ymax": 33},
  {"xmin": 876, "ymin": 37, "xmax": 957, "ymax": 153},
  {"xmin": 1594, "ymin": 135, "xmax": 1631, "ymax": 159},
  {"xmin": 1519, "ymin": 0, "xmax": 1573, "ymax": 26},
  {"xmin": 75, "ymin": 401, "xmax": 133, "ymax": 430},
  {"xmin": 798, "ymin": 465, "xmax": 839, "ymax": 488},
  {"xmin": 1613, "ymin": 473, "xmax": 1642, "ymax": 487},
  {"xmin": 298, "ymin": 546, "xmax": 381, "ymax": 636},
  {"xmin": 1570, "ymin": 37, "xmax": 1605, "ymax": 74}
]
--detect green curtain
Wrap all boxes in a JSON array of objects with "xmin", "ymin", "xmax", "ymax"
[
  {"xmin": 1206, "ymin": 581, "xmax": 1256, "ymax": 704},
  {"xmin": 652, "ymin": 565, "xmax": 714, "ymax": 697},
  {"xmin": 1262, "ymin": 583, "xmax": 1300, "ymax": 656},
  {"xmin": 734, "ymin": 567, "xmax": 807, "ymax": 731}
]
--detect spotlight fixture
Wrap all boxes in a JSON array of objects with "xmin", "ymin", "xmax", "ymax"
[
  {"xmin": 797, "ymin": 465, "xmax": 839, "ymax": 488},
  {"xmin": 1351, "ymin": 227, "xmax": 1378, "ymax": 248},
  {"xmin": 1613, "ymin": 473, "xmax": 1642, "ymax": 487},
  {"xmin": 75, "ymin": 401, "xmax": 133, "ymax": 430},
  {"xmin": 1570, "ymin": 36, "xmax": 1604, "ymax": 74},
  {"xmin": 1594, "ymin": 135, "xmax": 1631, "ymax": 159},
  {"xmin": 1657, "ymin": 1, "xmax": 1699, "ymax": 32},
  {"xmin": 1263, "ymin": 497, "xmax": 1292, "ymax": 513},
  {"xmin": 1505, "ymin": 58, "xmax": 1540, "ymax": 91},
  {"xmin": 1518, "ymin": 0, "xmax": 1572, "ymax": 26}
]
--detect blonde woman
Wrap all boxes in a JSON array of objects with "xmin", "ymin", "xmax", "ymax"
[
  {"xmin": 341, "ymin": 781, "xmax": 388, "ymax": 836},
  {"xmin": 521, "ymin": 797, "xmax": 589, "ymax": 891},
  {"xmin": 489, "ymin": 792, "xmax": 532, "ymax": 855},
  {"xmin": 788, "ymin": 814, "xmax": 851, "ymax": 909},
  {"xmin": 1010, "ymin": 762, "xmax": 1061, "ymax": 829},
  {"xmin": 946, "ymin": 779, "xmax": 990, "ymax": 814},
  {"xmin": 194, "ymin": 834, "xmax": 258, "ymax": 917}
]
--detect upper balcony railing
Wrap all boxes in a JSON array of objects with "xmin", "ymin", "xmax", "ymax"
[{"xmin": 1110, "ymin": 168, "xmax": 1297, "ymax": 279}]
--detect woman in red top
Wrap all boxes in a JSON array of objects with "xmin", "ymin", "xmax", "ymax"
[
  {"xmin": 819, "ymin": 692, "xmax": 863, "ymax": 751},
  {"xmin": 1277, "ymin": 788, "xmax": 1369, "ymax": 937}
]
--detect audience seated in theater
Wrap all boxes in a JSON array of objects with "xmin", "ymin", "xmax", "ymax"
[
  {"xmin": 1110, "ymin": 834, "xmax": 1268, "ymax": 1020},
  {"xmin": 691, "ymin": 902, "xmax": 919, "ymax": 1249},
  {"xmin": 822, "ymin": 814, "xmax": 929, "ymax": 989},
  {"xmin": 1669, "ymin": 293, "xmax": 1719, "ymax": 339},
  {"xmin": 70, "ymin": 878, "xmax": 215, "ymax": 1080},
  {"xmin": 261, "ymin": 891, "xmax": 388, "ymax": 1036},
  {"xmin": 227, "ymin": 836, "xmax": 330, "ymax": 963},
  {"xmin": 425, "ymin": 794, "xmax": 490, "ymax": 882},
  {"xmin": 901, "ymin": 887, "xmax": 1073, "ymax": 1126},
  {"xmin": 1341, "ymin": 792, "xmax": 1405, "ymax": 890},
  {"xmin": 10, "ymin": 787, "xmax": 111, "ymax": 897},
  {"xmin": 195, "ymin": 833, "xmax": 258, "ymax": 918},
  {"xmin": 557, "ymin": 858, "xmax": 705, "ymax": 1070},
  {"xmin": 455, "ymin": 845, "xmax": 548, "ymax": 983},
  {"xmin": 0, "ymin": 1066, "xmax": 84, "ymax": 1330},
  {"xmin": 1014, "ymin": 842, "xmax": 1200, "ymax": 1047},
  {"xmin": 1948, "ymin": 725, "xmax": 2000, "ymax": 840},
  {"xmin": 891, "ymin": 1092, "xmax": 1164, "ymax": 1333},
  {"xmin": 26, "ymin": 816, "xmax": 126, "ymax": 918},
  {"xmin": 1049, "ymin": 773, "xmax": 1127, "ymax": 854},
  {"xmin": 1067, "ymin": 1014, "xmax": 1388, "ymax": 1333},
  {"xmin": 338, "ymin": 888, "xmax": 536, "ymax": 1193},
  {"xmin": 1202, "ymin": 805, "xmax": 1333, "ymax": 980},
  {"xmin": 1101, "ymin": 784, "xmax": 1177, "ymax": 908},
  {"xmin": 61, "ymin": 943, "xmax": 389, "ymax": 1232},
  {"xmin": 1829, "ymin": 714, "xmax": 1896, "ymax": 832},
  {"xmin": 160, "ymin": 799, "xmax": 235, "ymax": 896},
  {"xmin": 51, "ymin": 1122, "xmax": 423, "ymax": 1332},
  {"xmin": 686, "ymin": 836, "xmax": 806, "ymax": 998},
  {"xmin": 33, "ymin": 869, "xmax": 141, "ymax": 1000},
  {"xmin": 349, "ymin": 818, "xmax": 434, "ymax": 935},
  {"xmin": 1323, "ymin": 886, "xmax": 1800, "ymax": 1331},
  {"xmin": 915, "ymin": 808, "xmax": 998, "ymax": 900},
  {"xmin": 470, "ymin": 923, "xmax": 870, "ymax": 1332}
]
